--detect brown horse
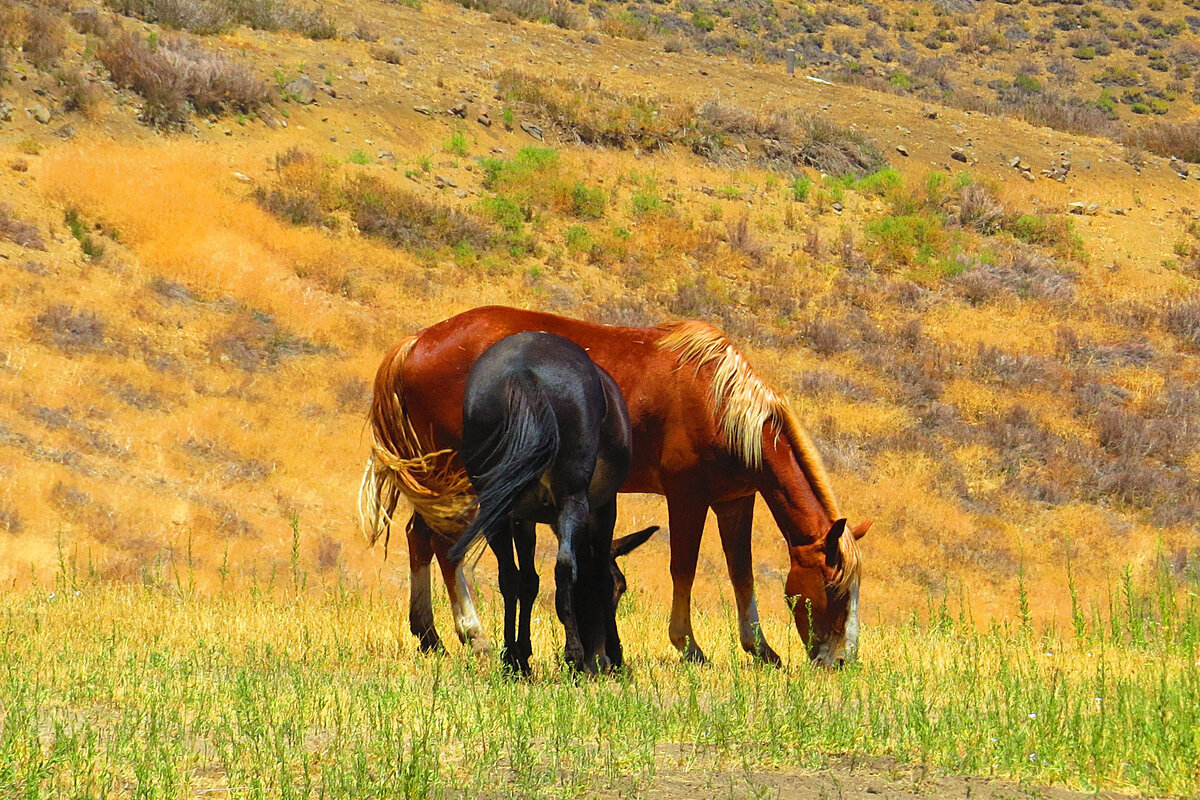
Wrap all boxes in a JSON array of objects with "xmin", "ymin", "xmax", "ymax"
[{"xmin": 360, "ymin": 306, "xmax": 871, "ymax": 667}]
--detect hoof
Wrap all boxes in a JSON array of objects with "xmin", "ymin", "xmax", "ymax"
[
  {"xmin": 416, "ymin": 631, "xmax": 445, "ymax": 653},
  {"xmin": 681, "ymin": 645, "xmax": 708, "ymax": 665}
]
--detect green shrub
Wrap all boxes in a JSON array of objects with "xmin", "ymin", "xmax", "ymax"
[
  {"xmin": 570, "ymin": 183, "xmax": 605, "ymax": 219},
  {"xmin": 864, "ymin": 213, "xmax": 948, "ymax": 267},
  {"xmin": 444, "ymin": 130, "xmax": 468, "ymax": 157},
  {"xmin": 889, "ymin": 70, "xmax": 914, "ymax": 90},
  {"xmin": 791, "ymin": 175, "xmax": 813, "ymax": 202},
  {"xmin": 1074, "ymin": 46, "xmax": 1096, "ymax": 60},
  {"xmin": 565, "ymin": 224, "xmax": 590, "ymax": 250},
  {"xmin": 1014, "ymin": 74, "xmax": 1042, "ymax": 93}
]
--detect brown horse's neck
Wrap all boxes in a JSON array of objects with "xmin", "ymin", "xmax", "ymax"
[{"xmin": 756, "ymin": 421, "xmax": 834, "ymax": 546}]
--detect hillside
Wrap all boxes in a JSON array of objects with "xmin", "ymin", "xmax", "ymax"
[{"xmin": 1, "ymin": 0, "xmax": 1198, "ymax": 632}]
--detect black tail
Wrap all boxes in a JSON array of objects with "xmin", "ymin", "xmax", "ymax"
[{"xmin": 449, "ymin": 375, "xmax": 560, "ymax": 561}]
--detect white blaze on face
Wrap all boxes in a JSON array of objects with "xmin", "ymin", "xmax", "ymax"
[{"xmin": 844, "ymin": 580, "xmax": 861, "ymax": 661}]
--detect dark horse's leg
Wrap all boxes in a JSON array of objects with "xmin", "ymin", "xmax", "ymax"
[
  {"xmin": 513, "ymin": 519, "xmax": 539, "ymax": 671},
  {"xmin": 407, "ymin": 514, "xmax": 443, "ymax": 652},
  {"xmin": 713, "ymin": 496, "xmax": 782, "ymax": 666},
  {"xmin": 591, "ymin": 499, "xmax": 622, "ymax": 671},
  {"xmin": 554, "ymin": 493, "xmax": 590, "ymax": 672},
  {"xmin": 665, "ymin": 486, "xmax": 710, "ymax": 664},
  {"xmin": 488, "ymin": 519, "xmax": 529, "ymax": 674}
]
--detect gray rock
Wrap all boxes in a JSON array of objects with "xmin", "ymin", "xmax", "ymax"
[
  {"xmin": 0, "ymin": 101, "xmax": 12, "ymax": 122},
  {"xmin": 434, "ymin": 175, "xmax": 457, "ymax": 188},
  {"xmin": 895, "ymin": 144, "xmax": 909, "ymax": 156},
  {"xmin": 284, "ymin": 77, "xmax": 317, "ymax": 104},
  {"xmin": 951, "ymin": 149, "xmax": 968, "ymax": 163},
  {"xmin": 413, "ymin": 105, "xmax": 432, "ymax": 115},
  {"xmin": 520, "ymin": 120, "xmax": 543, "ymax": 141},
  {"xmin": 27, "ymin": 104, "xmax": 52, "ymax": 125},
  {"xmin": 449, "ymin": 102, "xmax": 467, "ymax": 117},
  {"xmin": 1010, "ymin": 156, "xmax": 1022, "ymax": 168}
]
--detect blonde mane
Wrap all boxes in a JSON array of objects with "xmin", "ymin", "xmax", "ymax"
[{"xmin": 656, "ymin": 321, "xmax": 860, "ymax": 594}]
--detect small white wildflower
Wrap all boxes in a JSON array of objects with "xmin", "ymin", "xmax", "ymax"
[
  {"xmin": 1029, "ymin": 753, "xmax": 1038, "ymax": 762},
  {"xmin": 1028, "ymin": 712, "xmax": 1037, "ymax": 719}
]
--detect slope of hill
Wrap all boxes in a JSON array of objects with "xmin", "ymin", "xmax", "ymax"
[{"xmin": 1, "ymin": 0, "xmax": 1198, "ymax": 628}]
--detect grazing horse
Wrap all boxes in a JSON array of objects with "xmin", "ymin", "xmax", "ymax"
[
  {"xmin": 451, "ymin": 331, "xmax": 649, "ymax": 674},
  {"xmin": 360, "ymin": 306, "xmax": 871, "ymax": 667}
]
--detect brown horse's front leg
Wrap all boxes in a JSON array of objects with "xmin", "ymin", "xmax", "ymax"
[
  {"xmin": 407, "ymin": 514, "xmax": 443, "ymax": 653},
  {"xmin": 713, "ymin": 496, "xmax": 781, "ymax": 666},
  {"xmin": 665, "ymin": 489, "xmax": 709, "ymax": 664}
]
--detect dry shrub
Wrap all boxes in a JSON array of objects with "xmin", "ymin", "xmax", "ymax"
[
  {"xmin": 343, "ymin": 174, "xmax": 493, "ymax": 252},
  {"xmin": 725, "ymin": 214, "xmax": 768, "ymax": 259},
  {"xmin": 71, "ymin": 6, "xmax": 111, "ymax": 36},
  {"xmin": 181, "ymin": 437, "xmax": 272, "ymax": 482},
  {"xmin": 0, "ymin": 204, "xmax": 45, "ymax": 250},
  {"xmin": 315, "ymin": 535, "xmax": 343, "ymax": 572},
  {"xmin": 954, "ymin": 248, "xmax": 1075, "ymax": 305},
  {"xmin": 697, "ymin": 101, "xmax": 886, "ymax": 178},
  {"xmin": 33, "ymin": 304, "xmax": 108, "ymax": 354},
  {"xmin": 956, "ymin": 182, "xmax": 1007, "ymax": 234},
  {"xmin": 253, "ymin": 149, "xmax": 338, "ymax": 227},
  {"xmin": 973, "ymin": 344, "xmax": 1055, "ymax": 386},
  {"xmin": 496, "ymin": 70, "xmax": 684, "ymax": 150},
  {"xmin": 58, "ymin": 69, "xmax": 100, "ymax": 115},
  {"xmin": 1123, "ymin": 118, "xmax": 1200, "ymax": 163},
  {"xmin": 98, "ymin": 30, "xmax": 266, "ymax": 128},
  {"xmin": 0, "ymin": 505, "xmax": 23, "ymax": 535},
  {"xmin": 802, "ymin": 318, "xmax": 848, "ymax": 355},
  {"xmin": 1163, "ymin": 298, "xmax": 1200, "ymax": 348},
  {"xmin": 210, "ymin": 310, "xmax": 326, "ymax": 372},
  {"xmin": 198, "ymin": 497, "xmax": 260, "ymax": 538},
  {"xmin": 106, "ymin": 0, "xmax": 232, "ymax": 34},
  {"xmin": 369, "ymin": 44, "xmax": 404, "ymax": 64},
  {"xmin": 334, "ymin": 377, "xmax": 369, "ymax": 411},
  {"xmin": 24, "ymin": 4, "xmax": 67, "ymax": 70}
]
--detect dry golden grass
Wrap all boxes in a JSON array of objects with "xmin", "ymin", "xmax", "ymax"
[{"xmin": 0, "ymin": 0, "xmax": 1196, "ymax": 636}]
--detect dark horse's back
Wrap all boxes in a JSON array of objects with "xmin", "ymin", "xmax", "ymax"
[{"xmin": 452, "ymin": 331, "xmax": 632, "ymax": 558}]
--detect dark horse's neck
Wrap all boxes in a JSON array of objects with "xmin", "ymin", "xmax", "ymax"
[{"xmin": 755, "ymin": 421, "xmax": 834, "ymax": 546}]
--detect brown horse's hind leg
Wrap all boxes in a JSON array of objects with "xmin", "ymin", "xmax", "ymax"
[
  {"xmin": 431, "ymin": 533, "xmax": 492, "ymax": 656},
  {"xmin": 713, "ymin": 496, "xmax": 782, "ymax": 666},
  {"xmin": 407, "ymin": 514, "xmax": 443, "ymax": 653},
  {"xmin": 665, "ymin": 489, "xmax": 709, "ymax": 664}
]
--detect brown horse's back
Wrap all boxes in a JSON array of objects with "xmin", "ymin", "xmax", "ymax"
[{"xmin": 399, "ymin": 306, "xmax": 729, "ymax": 496}]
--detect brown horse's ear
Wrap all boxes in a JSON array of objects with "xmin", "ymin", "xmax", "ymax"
[
  {"xmin": 851, "ymin": 519, "xmax": 873, "ymax": 540},
  {"xmin": 825, "ymin": 519, "xmax": 847, "ymax": 567},
  {"xmin": 612, "ymin": 526, "xmax": 659, "ymax": 558}
]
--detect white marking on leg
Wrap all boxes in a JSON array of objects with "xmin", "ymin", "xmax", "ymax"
[
  {"xmin": 452, "ymin": 564, "xmax": 486, "ymax": 650},
  {"xmin": 739, "ymin": 595, "xmax": 761, "ymax": 650}
]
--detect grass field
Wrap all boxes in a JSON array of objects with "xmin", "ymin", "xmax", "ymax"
[{"xmin": 2, "ymin": 545, "xmax": 1197, "ymax": 799}]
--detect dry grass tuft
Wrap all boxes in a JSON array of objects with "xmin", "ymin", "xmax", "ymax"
[{"xmin": 1163, "ymin": 298, "xmax": 1200, "ymax": 349}]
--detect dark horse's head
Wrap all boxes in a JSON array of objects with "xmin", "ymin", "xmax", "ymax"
[
  {"xmin": 609, "ymin": 525, "xmax": 658, "ymax": 609},
  {"xmin": 785, "ymin": 518, "xmax": 871, "ymax": 668}
]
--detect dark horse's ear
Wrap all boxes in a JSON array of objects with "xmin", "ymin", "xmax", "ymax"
[
  {"xmin": 824, "ymin": 519, "xmax": 847, "ymax": 568},
  {"xmin": 611, "ymin": 526, "xmax": 659, "ymax": 558}
]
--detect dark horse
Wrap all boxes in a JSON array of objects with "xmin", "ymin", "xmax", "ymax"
[
  {"xmin": 361, "ymin": 307, "xmax": 871, "ymax": 668},
  {"xmin": 450, "ymin": 332, "xmax": 648, "ymax": 674}
]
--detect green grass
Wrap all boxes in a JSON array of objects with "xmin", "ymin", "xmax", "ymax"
[{"xmin": 0, "ymin": 552, "xmax": 1197, "ymax": 798}]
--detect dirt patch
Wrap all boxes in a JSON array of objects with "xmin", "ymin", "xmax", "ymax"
[{"xmin": 646, "ymin": 756, "xmax": 1142, "ymax": 800}]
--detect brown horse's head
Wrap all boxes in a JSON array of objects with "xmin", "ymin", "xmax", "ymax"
[
  {"xmin": 609, "ymin": 525, "xmax": 658, "ymax": 609},
  {"xmin": 785, "ymin": 518, "xmax": 871, "ymax": 668}
]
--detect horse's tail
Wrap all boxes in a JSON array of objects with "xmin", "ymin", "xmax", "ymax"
[
  {"xmin": 449, "ymin": 375, "xmax": 559, "ymax": 562},
  {"xmin": 359, "ymin": 335, "xmax": 474, "ymax": 556}
]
